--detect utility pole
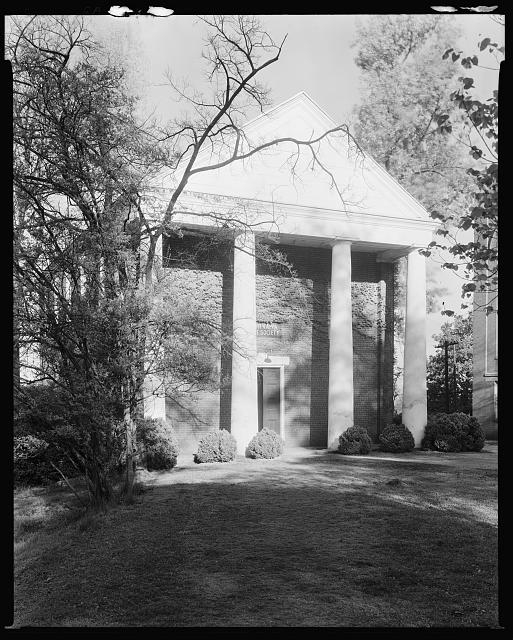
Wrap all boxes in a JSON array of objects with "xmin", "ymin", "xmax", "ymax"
[
  {"xmin": 452, "ymin": 343, "xmax": 457, "ymax": 411},
  {"xmin": 435, "ymin": 339, "xmax": 458, "ymax": 412}
]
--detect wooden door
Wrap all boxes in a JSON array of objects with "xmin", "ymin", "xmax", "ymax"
[{"xmin": 258, "ymin": 367, "xmax": 281, "ymax": 434}]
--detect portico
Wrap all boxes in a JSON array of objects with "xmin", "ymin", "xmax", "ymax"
[
  {"xmin": 223, "ymin": 230, "xmax": 429, "ymax": 453},
  {"xmin": 144, "ymin": 92, "xmax": 437, "ymax": 452}
]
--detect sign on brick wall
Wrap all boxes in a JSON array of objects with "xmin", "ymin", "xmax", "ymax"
[{"xmin": 257, "ymin": 322, "xmax": 282, "ymax": 337}]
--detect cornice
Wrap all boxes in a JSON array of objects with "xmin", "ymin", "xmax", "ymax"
[{"xmin": 171, "ymin": 190, "xmax": 439, "ymax": 233}]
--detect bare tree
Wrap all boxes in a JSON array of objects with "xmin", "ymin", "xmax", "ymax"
[
  {"xmin": 11, "ymin": 14, "xmax": 358, "ymax": 503},
  {"xmin": 139, "ymin": 15, "xmax": 360, "ymax": 285}
]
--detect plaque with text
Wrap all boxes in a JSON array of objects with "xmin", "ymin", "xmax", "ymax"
[{"xmin": 257, "ymin": 322, "xmax": 282, "ymax": 337}]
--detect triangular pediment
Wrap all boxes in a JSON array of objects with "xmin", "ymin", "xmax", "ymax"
[{"xmin": 170, "ymin": 91, "xmax": 432, "ymax": 223}]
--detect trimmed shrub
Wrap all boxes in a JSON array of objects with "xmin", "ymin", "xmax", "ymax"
[
  {"xmin": 136, "ymin": 418, "xmax": 179, "ymax": 471},
  {"xmin": 194, "ymin": 429, "xmax": 237, "ymax": 463},
  {"xmin": 338, "ymin": 426, "xmax": 372, "ymax": 455},
  {"xmin": 246, "ymin": 428, "xmax": 284, "ymax": 459},
  {"xmin": 379, "ymin": 423, "xmax": 415, "ymax": 453},
  {"xmin": 422, "ymin": 412, "xmax": 485, "ymax": 453},
  {"xmin": 450, "ymin": 413, "xmax": 486, "ymax": 452}
]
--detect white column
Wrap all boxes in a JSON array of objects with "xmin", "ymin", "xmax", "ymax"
[
  {"xmin": 231, "ymin": 230, "xmax": 258, "ymax": 454},
  {"xmin": 402, "ymin": 249, "xmax": 427, "ymax": 446},
  {"xmin": 327, "ymin": 240, "xmax": 354, "ymax": 450}
]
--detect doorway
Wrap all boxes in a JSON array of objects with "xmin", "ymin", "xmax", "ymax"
[{"xmin": 257, "ymin": 366, "xmax": 282, "ymax": 436}]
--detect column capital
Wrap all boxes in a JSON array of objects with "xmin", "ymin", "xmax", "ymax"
[
  {"xmin": 329, "ymin": 237, "xmax": 357, "ymax": 248},
  {"xmin": 406, "ymin": 245, "xmax": 426, "ymax": 255},
  {"xmin": 233, "ymin": 227, "xmax": 255, "ymax": 240}
]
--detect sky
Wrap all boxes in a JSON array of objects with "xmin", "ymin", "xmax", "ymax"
[
  {"xmin": 10, "ymin": 12, "xmax": 504, "ymax": 353},
  {"xmin": 89, "ymin": 12, "xmax": 503, "ymax": 123}
]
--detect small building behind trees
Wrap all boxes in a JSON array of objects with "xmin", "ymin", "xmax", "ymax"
[{"xmin": 472, "ymin": 292, "xmax": 498, "ymax": 439}]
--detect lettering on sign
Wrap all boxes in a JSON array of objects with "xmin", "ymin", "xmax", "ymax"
[{"xmin": 257, "ymin": 322, "xmax": 282, "ymax": 337}]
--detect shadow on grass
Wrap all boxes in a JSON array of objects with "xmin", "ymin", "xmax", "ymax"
[{"xmin": 14, "ymin": 451, "xmax": 499, "ymax": 628}]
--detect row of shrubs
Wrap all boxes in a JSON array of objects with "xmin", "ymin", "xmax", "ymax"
[
  {"xmin": 14, "ymin": 420, "xmax": 284, "ymax": 484},
  {"xmin": 337, "ymin": 412, "xmax": 485, "ymax": 455},
  {"xmin": 194, "ymin": 427, "xmax": 283, "ymax": 463},
  {"xmin": 15, "ymin": 412, "xmax": 485, "ymax": 485},
  {"xmin": 138, "ymin": 420, "xmax": 284, "ymax": 466}
]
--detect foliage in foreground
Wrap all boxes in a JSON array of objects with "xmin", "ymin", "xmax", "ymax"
[
  {"xmin": 246, "ymin": 428, "xmax": 284, "ymax": 459},
  {"xmin": 14, "ymin": 383, "xmax": 126, "ymax": 496},
  {"xmin": 379, "ymin": 423, "xmax": 415, "ymax": 453},
  {"xmin": 11, "ymin": 14, "xmax": 355, "ymax": 507},
  {"xmin": 136, "ymin": 418, "xmax": 179, "ymax": 471},
  {"xmin": 194, "ymin": 430, "xmax": 237, "ymax": 464},
  {"xmin": 14, "ymin": 435, "xmax": 53, "ymax": 485},
  {"xmin": 423, "ymin": 38, "xmax": 501, "ymax": 313},
  {"xmin": 422, "ymin": 412, "xmax": 485, "ymax": 452},
  {"xmin": 338, "ymin": 426, "xmax": 372, "ymax": 455}
]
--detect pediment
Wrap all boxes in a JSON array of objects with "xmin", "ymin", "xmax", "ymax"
[{"xmin": 173, "ymin": 92, "xmax": 432, "ymax": 223}]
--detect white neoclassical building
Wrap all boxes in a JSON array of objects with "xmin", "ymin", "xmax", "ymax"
[{"xmin": 144, "ymin": 92, "xmax": 438, "ymax": 453}]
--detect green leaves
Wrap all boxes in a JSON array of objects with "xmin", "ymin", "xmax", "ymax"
[{"xmin": 479, "ymin": 38, "xmax": 491, "ymax": 51}]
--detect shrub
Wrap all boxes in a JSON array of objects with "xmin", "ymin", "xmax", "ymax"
[
  {"xmin": 422, "ymin": 413, "xmax": 485, "ymax": 453},
  {"xmin": 338, "ymin": 426, "xmax": 372, "ymax": 455},
  {"xmin": 194, "ymin": 430, "xmax": 237, "ymax": 463},
  {"xmin": 14, "ymin": 434, "xmax": 53, "ymax": 485},
  {"xmin": 379, "ymin": 423, "xmax": 415, "ymax": 453},
  {"xmin": 246, "ymin": 428, "xmax": 284, "ymax": 459},
  {"xmin": 136, "ymin": 418, "xmax": 179, "ymax": 471},
  {"xmin": 450, "ymin": 413, "xmax": 486, "ymax": 452},
  {"xmin": 392, "ymin": 413, "xmax": 403, "ymax": 426}
]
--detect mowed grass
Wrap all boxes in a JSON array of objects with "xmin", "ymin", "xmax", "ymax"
[{"xmin": 13, "ymin": 446, "xmax": 498, "ymax": 627}]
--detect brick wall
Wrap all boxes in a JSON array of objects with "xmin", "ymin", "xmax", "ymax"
[
  {"xmin": 351, "ymin": 254, "xmax": 395, "ymax": 440},
  {"xmin": 256, "ymin": 245, "xmax": 331, "ymax": 446},
  {"xmin": 162, "ymin": 235, "xmax": 395, "ymax": 450},
  {"xmin": 161, "ymin": 234, "xmax": 232, "ymax": 452}
]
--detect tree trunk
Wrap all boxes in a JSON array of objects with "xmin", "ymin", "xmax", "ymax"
[
  {"xmin": 123, "ymin": 385, "xmax": 136, "ymax": 500},
  {"xmin": 84, "ymin": 458, "xmax": 111, "ymax": 511}
]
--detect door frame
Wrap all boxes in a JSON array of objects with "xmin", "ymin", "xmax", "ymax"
[{"xmin": 256, "ymin": 354, "xmax": 289, "ymax": 440}]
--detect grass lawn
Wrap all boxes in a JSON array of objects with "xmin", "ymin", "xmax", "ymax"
[{"xmin": 12, "ymin": 445, "xmax": 499, "ymax": 627}]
